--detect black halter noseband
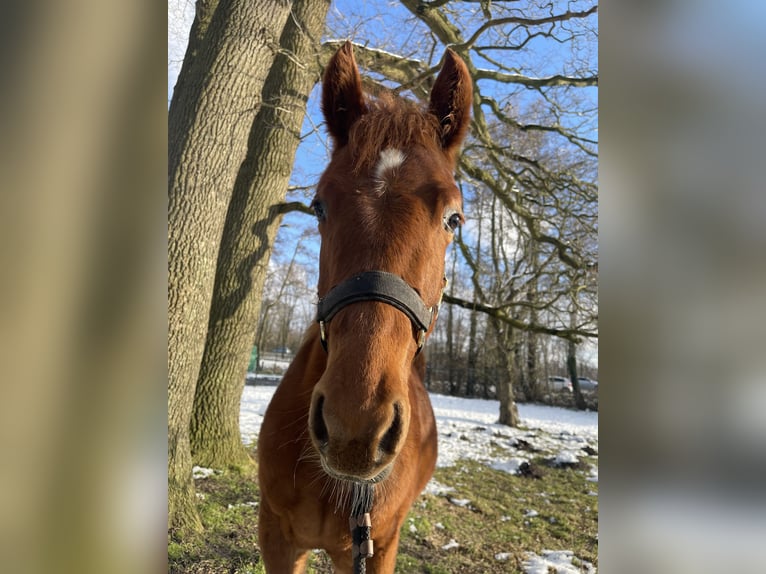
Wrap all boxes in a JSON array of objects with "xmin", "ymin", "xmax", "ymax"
[{"xmin": 315, "ymin": 270, "xmax": 444, "ymax": 354}]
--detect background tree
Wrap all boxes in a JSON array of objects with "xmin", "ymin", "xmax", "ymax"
[{"xmin": 168, "ymin": 0, "xmax": 292, "ymax": 534}]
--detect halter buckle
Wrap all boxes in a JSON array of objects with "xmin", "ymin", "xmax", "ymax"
[{"xmin": 417, "ymin": 329, "xmax": 427, "ymax": 349}]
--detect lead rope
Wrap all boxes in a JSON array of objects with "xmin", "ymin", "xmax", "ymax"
[{"xmin": 350, "ymin": 486, "xmax": 374, "ymax": 574}]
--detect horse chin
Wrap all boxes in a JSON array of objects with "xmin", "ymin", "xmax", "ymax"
[{"xmin": 319, "ymin": 455, "xmax": 393, "ymax": 486}]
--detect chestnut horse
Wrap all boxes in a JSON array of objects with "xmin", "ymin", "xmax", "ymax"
[{"xmin": 258, "ymin": 42, "xmax": 472, "ymax": 573}]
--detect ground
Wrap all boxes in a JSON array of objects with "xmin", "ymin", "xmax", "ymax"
[{"xmin": 169, "ymin": 387, "xmax": 598, "ymax": 573}]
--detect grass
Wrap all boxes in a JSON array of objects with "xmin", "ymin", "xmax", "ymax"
[
  {"xmin": 169, "ymin": 451, "xmax": 598, "ymax": 573},
  {"xmin": 395, "ymin": 459, "xmax": 598, "ymax": 573},
  {"xmin": 168, "ymin": 457, "xmax": 265, "ymax": 574}
]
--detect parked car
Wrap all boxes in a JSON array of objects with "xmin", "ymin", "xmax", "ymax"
[
  {"xmin": 576, "ymin": 377, "xmax": 598, "ymax": 392},
  {"xmin": 547, "ymin": 376, "xmax": 573, "ymax": 392}
]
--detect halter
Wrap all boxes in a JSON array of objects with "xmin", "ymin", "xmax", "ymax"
[{"xmin": 316, "ymin": 270, "xmax": 445, "ymax": 354}]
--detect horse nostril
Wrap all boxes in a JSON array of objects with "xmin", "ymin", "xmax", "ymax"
[
  {"xmin": 378, "ymin": 401, "xmax": 403, "ymax": 456},
  {"xmin": 312, "ymin": 395, "xmax": 329, "ymax": 448}
]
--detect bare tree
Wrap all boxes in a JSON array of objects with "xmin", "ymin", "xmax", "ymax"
[{"xmin": 255, "ymin": 230, "xmax": 314, "ymax": 355}]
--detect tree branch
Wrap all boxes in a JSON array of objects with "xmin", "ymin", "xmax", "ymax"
[
  {"xmin": 475, "ymin": 69, "xmax": 598, "ymax": 88},
  {"xmin": 456, "ymin": 6, "xmax": 598, "ymax": 51},
  {"xmin": 275, "ymin": 200, "xmax": 313, "ymax": 216},
  {"xmin": 442, "ymin": 294, "xmax": 596, "ymax": 340}
]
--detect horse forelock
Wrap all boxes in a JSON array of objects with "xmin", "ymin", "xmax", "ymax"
[{"xmin": 346, "ymin": 93, "xmax": 442, "ymax": 175}]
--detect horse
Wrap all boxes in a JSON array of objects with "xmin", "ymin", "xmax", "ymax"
[{"xmin": 257, "ymin": 41, "xmax": 472, "ymax": 573}]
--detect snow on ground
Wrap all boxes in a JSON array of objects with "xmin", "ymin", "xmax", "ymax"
[
  {"xmin": 523, "ymin": 550, "xmax": 596, "ymax": 574},
  {"xmin": 239, "ymin": 385, "xmax": 276, "ymax": 446},
  {"xmin": 241, "ymin": 385, "xmax": 598, "ymax": 472},
  {"xmin": 428, "ymin": 393, "xmax": 597, "ymax": 469},
  {"xmin": 239, "ymin": 385, "xmax": 598, "ymax": 573}
]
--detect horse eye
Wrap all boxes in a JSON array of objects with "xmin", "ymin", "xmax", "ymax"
[
  {"xmin": 311, "ymin": 199, "xmax": 326, "ymax": 221},
  {"xmin": 446, "ymin": 212, "xmax": 462, "ymax": 232}
]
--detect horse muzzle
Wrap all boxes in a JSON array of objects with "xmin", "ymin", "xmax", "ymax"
[{"xmin": 309, "ymin": 391, "xmax": 409, "ymax": 483}]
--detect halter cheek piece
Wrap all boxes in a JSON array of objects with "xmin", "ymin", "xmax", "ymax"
[{"xmin": 316, "ymin": 270, "xmax": 446, "ymax": 354}]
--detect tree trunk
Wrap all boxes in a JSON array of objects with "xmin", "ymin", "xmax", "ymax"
[
  {"xmin": 524, "ymin": 287, "xmax": 541, "ymax": 401},
  {"xmin": 495, "ymin": 323, "xmax": 520, "ymax": 427},
  {"xmin": 568, "ymin": 307, "xmax": 587, "ymax": 410},
  {"xmin": 465, "ymin": 192, "xmax": 481, "ymax": 398},
  {"xmin": 466, "ymin": 308, "xmax": 478, "ymax": 397},
  {"xmin": 498, "ymin": 385, "xmax": 520, "ymax": 426},
  {"xmin": 189, "ymin": 0, "xmax": 330, "ymax": 469},
  {"xmin": 168, "ymin": 0, "xmax": 292, "ymax": 534},
  {"xmin": 512, "ymin": 333, "xmax": 526, "ymax": 400},
  {"xmin": 488, "ymin": 195, "xmax": 519, "ymax": 426},
  {"xmin": 445, "ymin": 248, "xmax": 458, "ymax": 395}
]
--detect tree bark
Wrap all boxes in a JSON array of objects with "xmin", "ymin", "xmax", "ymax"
[
  {"xmin": 524, "ymin": 238, "xmax": 541, "ymax": 401},
  {"xmin": 526, "ymin": 328, "xmax": 539, "ymax": 400},
  {"xmin": 494, "ymin": 322, "xmax": 520, "ymax": 426},
  {"xmin": 168, "ymin": 0, "xmax": 292, "ymax": 534},
  {"xmin": 189, "ymin": 0, "xmax": 331, "ymax": 469},
  {"xmin": 488, "ymin": 194, "xmax": 519, "ymax": 426},
  {"xmin": 445, "ymin": 248, "xmax": 458, "ymax": 395},
  {"xmin": 568, "ymin": 307, "xmax": 587, "ymax": 410},
  {"xmin": 466, "ymin": 307, "xmax": 478, "ymax": 397},
  {"xmin": 490, "ymin": 323, "xmax": 522, "ymax": 427}
]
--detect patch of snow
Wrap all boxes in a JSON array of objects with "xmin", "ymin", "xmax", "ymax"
[
  {"xmin": 441, "ymin": 539, "xmax": 459, "ymax": 551},
  {"xmin": 448, "ymin": 497, "xmax": 471, "ymax": 507},
  {"xmin": 428, "ymin": 393, "xmax": 597, "ymax": 469},
  {"xmin": 239, "ymin": 386, "xmax": 273, "ymax": 444},
  {"xmin": 424, "ymin": 479, "xmax": 454, "ymax": 496},
  {"xmin": 227, "ymin": 501, "xmax": 258, "ymax": 510},
  {"xmin": 491, "ymin": 457, "xmax": 529, "ymax": 475},
  {"xmin": 495, "ymin": 552, "xmax": 511, "ymax": 561},
  {"xmin": 524, "ymin": 509, "xmax": 539, "ymax": 518},
  {"xmin": 553, "ymin": 450, "xmax": 580, "ymax": 465},
  {"xmin": 523, "ymin": 550, "xmax": 596, "ymax": 574},
  {"xmin": 435, "ymin": 522, "xmax": 445, "ymax": 530},
  {"xmin": 192, "ymin": 466, "xmax": 218, "ymax": 479}
]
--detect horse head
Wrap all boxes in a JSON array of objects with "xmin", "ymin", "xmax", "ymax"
[{"xmin": 307, "ymin": 42, "xmax": 472, "ymax": 484}]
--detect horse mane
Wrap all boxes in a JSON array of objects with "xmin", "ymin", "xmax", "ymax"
[{"xmin": 347, "ymin": 92, "xmax": 442, "ymax": 175}]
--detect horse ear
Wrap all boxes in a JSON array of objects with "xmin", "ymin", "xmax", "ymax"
[
  {"xmin": 322, "ymin": 41, "xmax": 367, "ymax": 147},
  {"xmin": 429, "ymin": 49, "xmax": 473, "ymax": 159}
]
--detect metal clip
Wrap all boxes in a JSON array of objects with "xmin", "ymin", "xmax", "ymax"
[
  {"xmin": 359, "ymin": 539, "xmax": 374, "ymax": 558},
  {"xmin": 437, "ymin": 276, "xmax": 448, "ymax": 308}
]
